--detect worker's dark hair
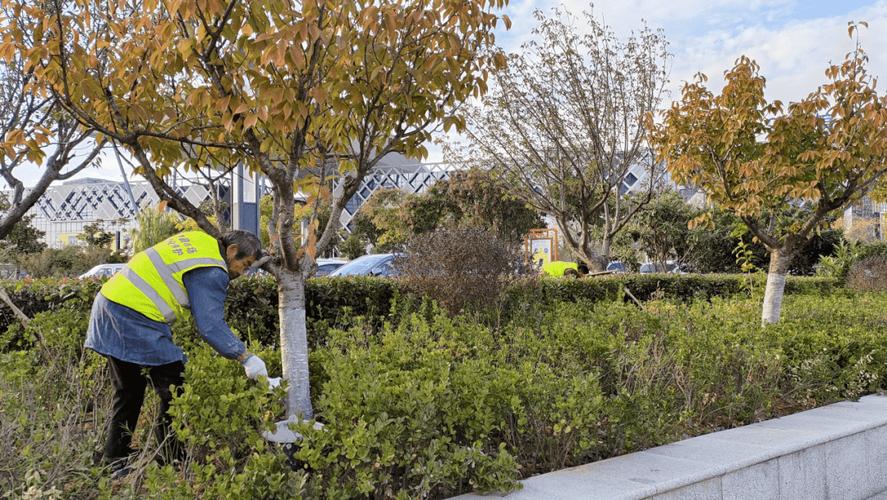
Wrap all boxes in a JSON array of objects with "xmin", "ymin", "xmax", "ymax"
[
  {"xmin": 577, "ymin": 261, "xmax": 589, "ymax": 275},
  {"xmin": 220, "ymin": 230, "xmax": 263, "ymax": 260}
]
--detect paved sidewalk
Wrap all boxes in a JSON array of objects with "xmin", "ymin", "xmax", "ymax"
[{"xmin": 455, "ymin": 395, "xmax": 887, "ymax": 500}]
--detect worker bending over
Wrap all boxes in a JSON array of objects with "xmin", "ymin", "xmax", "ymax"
[{"xmin": 85, "ymin": 230, "xmax": 269, "ymax": 476}]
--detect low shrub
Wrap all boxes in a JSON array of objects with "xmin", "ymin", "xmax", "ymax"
[
  {"xmin": 0, "ymin": 277, "xmax": 398, "ymax": 349},
  {"xmin": 223, "ymin": 276, "xmax": 400, "ymax": 348},
  {"xmin": 817, "ymin": 240, "xmax": 887, "ymax": 281},
  {"xmin": 501, "ymin": 273, "xmax": 836, "ymax": 313},
  {"xmin": 0, "ymin": 305, "xmax": 110, "ymax": 497},
  {"xmin": 138, "ymin": 342, "xmax": 310, "ymax": 499},
  {"xmin": 211, "ymin": 293, "xmax": 887, "ymax": 496},
  {"xmin": 300, "ymin": 309, "xmax": 523, "ymax": 497},
  {"xmin": 0, "ymin": 278, "xmax": 101, "ymax": 344},
  {"xmin": 18, "ymin": 245, "xmax": 120, "ymax": 279},
  {"xmin": 1, "ymin": 274, "xmax": 840, "ymax": 348}
]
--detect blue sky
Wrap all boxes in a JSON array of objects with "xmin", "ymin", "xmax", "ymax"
[{"xmin": 8, "ymin": 0, "xmax": 887, "ymax": 185}]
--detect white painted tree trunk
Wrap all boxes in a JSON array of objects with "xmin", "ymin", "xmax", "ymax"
[
  {"xmin": 599, "ymin": 238, "xmax": 612, "ymax": 271},
  {"xmin": 761, "ymin": 250, "xmax": 792, "ymax": 325},
  {"xmin": 277, "ymin": 271, "xmax": 313, "ymax": 419}
]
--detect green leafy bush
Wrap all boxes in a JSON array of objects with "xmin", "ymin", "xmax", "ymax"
[
  {"xmin": 0, "ymin": 278, "xmax": 102, "ymax": 343},
  {"xmin": 817, "ymin": 240, "xmax": 887, "ymax": 281},
  {"xmin": 223, "ymin": 276, "xmax": 399, "ymax": 348},
  {"xmin": 140, "ymin": 342, "xmax": 310, "ymax": 499},
  {"xmin": 298, "ymin": 293, "xmax": 887, "ymax": 495},
  {"xmin": 3, "ymin": 285, "xmax": 887, "ymax": 498},
  {"xmin": 1, "ymin": 274, "xmax": 839, "ymax": 346},
  {"xmin": 501, "ymin": 274, "xmax": 836, "ymax": 313},
  {"xmin": 301, "ymin": 309, "xmax": 523, "ymax": 497},
  {"xmin": 17, "ymin": 245, "xmax": 120, "ymax": 278}
]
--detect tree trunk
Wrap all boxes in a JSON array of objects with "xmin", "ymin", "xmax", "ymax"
[
  {"xmin": 761, "ymin": 249, "xmax": 792, "ymax": 325},
  {"xmin": 277, "ymin": 270, "xmax": 313, "ymax": 419},
  {"xmin": 599, "ymin": 238, "xmax": 612, "ymax": 269},
  {"xmin": 582, "ymin": 253, "xmax": 607, "ymax": 273},
  {"xmin": 581, "ymin": 244, "xmax": 608, "ymax": 273}
]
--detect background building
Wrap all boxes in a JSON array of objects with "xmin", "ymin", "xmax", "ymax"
[
  {"xmin": 2, "ymin": 153, "xmax": 451, "ymax": 250},
  {"xmin": 843, "ymin": 197, "xmax": 887, "ymax": 243}
]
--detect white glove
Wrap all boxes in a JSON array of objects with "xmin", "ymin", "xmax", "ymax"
[
  {"xmin": 242, "ymin": 355, "xmax": 268, "ymax": 380},
  {"xmin": 267, "ymin": 377, "xmax": 281, "ymax": 389}
]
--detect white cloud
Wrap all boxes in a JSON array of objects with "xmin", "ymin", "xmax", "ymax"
[
  {"xmin": 497, "ymin": 0, "xmax": 886, "ymax": 106},
  {"xmin": 548, "ymin": 0, "xmax": 797, "ymax": 35},
  {"xmin": 667, "ymin": 2, "xmax": 887, "ymax": 105}
]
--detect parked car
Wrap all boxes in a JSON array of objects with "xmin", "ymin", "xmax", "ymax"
[
  {"xmin": 79, "ymin": 263, "xmax": 126, "ymax": 279},
  {"xmin": 606, "ymin": 261, "xmax": 626, "ymax": 273},
  {"xmin": 669, "ymin": 262, "xmax": 688, "ymax": 274},
  {"xmin": 315, "ymin": 258, "xmax": 348, "ymax": 277},
  {"xmin": 329, "ymin": 253, "xmax": 398, "ymax": 277},
  {"xmin": 638, "ymin": 261, "xmax": 685, "ymax": 274},
  {"xmin": 638, "ymin": 262, "xmax": 657, "ymax": 274}
]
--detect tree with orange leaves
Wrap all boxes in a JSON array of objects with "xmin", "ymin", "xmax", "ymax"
[
  {"xmin": 649, "ymin": 22, "xmax": 887, "ymax": 325},
  {"xmin": 3, "ymin": 0, "xmax": 510, "ymax": 432}
]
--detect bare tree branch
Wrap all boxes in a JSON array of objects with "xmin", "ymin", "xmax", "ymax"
[{"xmin": 454, "ymin": 9, "xmax": 669, "ymax": 270}]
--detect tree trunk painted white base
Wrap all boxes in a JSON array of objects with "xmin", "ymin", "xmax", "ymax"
[
  {"xmin": 761, "ymin": 251, "xmax": 791, "ymax": 325},
  {"xmin": 277, "ymin": 271, "xmax": 313, "ymax": 420},
  {"xmin": 263, "ymin": 417, "xmax": 325, "ymax": 443}
]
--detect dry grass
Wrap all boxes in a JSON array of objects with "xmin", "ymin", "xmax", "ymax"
[{"xmin": 847, "ymin": 255, "xmax": 887, "ymax": 292}]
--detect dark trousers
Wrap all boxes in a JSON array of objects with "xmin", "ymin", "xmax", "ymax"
[{"xmin": 102, "ymin": 356, "xmax": 185, "ymax": 465}]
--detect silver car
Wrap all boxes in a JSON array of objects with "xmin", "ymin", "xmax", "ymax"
[{"xmin": 328, "ymin": 253, "xmax": 398, "ymax": 277}]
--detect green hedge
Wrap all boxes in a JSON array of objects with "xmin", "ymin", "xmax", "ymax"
[
  {"xmin": 0, "ymin": 277, "xmax": 399, "ymax": 348},
  {"xmin": 231, "ymin": 292, "xmax": 887, "ymax": 497},
  {"xmin": 1, "ymin": 274, "xmax": 839, "ymax": 346},
  {"xmin": 3, "ymin": 288, "xmax": 885, "ymax": 498},
  {"xmin": 223, "ymin": 276, "xmax": 399, "ymax": 349},
  {"xmin": 542, "ymin": 274, "xmax": 839, "ymax": 301}
]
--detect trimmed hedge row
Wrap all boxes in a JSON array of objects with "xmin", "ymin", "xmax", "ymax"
[
  {"xmin": 552, "ymin": 273, "xmax": 838, "ymax": 302},
  {"xmin": 226, "ymin": 276, "xmax": 398, "ymax": 348},
  {"xmin": 1, "ymin": 273, "xmax": 839, "ymax": 346}
]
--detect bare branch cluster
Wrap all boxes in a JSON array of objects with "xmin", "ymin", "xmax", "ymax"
[{"xmin": 453, "ymin": 8, "xmax": 670, "ymax": 270}]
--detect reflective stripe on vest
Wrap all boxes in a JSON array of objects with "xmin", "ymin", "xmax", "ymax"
[
  {"xmin": 120, "ymin": 267, "xmax": 177, "ymax": 322},
  {"xmin": 100, "ymin": 231, "xmax": 227, "ymax": 323},
  {"xmin": 168, "ymin": 257, "xmax": 228, "ymax": 274},
  {"xmin": 145, "ymin": 247, "xmax": 189, "ymax": 307}
]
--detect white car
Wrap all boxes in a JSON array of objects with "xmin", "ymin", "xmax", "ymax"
[
  {"xmin": 315, "ymin": 258, "xmax": 348, "ymax": 277},
  {"xmin": 244, "ymin": 258, "xmax": 348, "ymax": 277},
  {"xmin": 79, "ymin": 264, "xmax": 126, "ymax": 279}
]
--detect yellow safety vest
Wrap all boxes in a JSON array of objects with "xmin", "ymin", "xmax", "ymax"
[
  {"xmin": 101, "ymin": 231, "xmax": 227, "ymax": 323},
  {"xmin": 542, "ymin": 260, "xmax": 578, "ymax": 277}
]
